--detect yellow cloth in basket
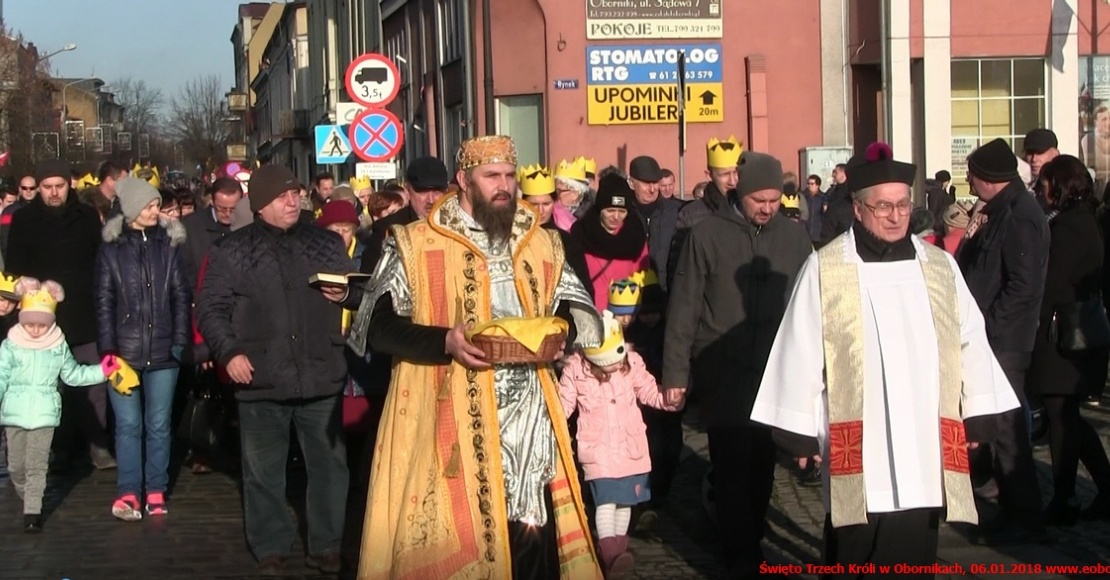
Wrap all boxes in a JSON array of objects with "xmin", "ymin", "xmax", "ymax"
[{"xmin": 465, "ymin": 316, "xmax": 568, "ymax": 353}]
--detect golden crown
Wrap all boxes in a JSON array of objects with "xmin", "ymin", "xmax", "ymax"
[
  {"xmin": 707, "ymin": 135, "xmax": 744, "ymax": 169},
  {"xmin": 583, "ymin": 311, "xmax": 625, "ymax": 359},
  {"xmin": 20, "ymin": 288, "xmax": 57, "ymax": 315},
  {"xmin": 608, "ymin": 279, "xmax": 642, "ymax": 308},
  {"xmin": 518, "ymin": 164, "xmax": 556, "ymax": 197},
  {"xmin": 76, "ymin": 173, "xmax": 100, "ymax": 189},
  {"xmin": 350, "ymin": 176, "xmax": 372, "ymax": 191},
  {"xmin": 554, "ymin": 158, "xmax": 587, "ymax": 182},
  {"xmin": 582, "ymin": 157, "xmax": 598, "ymax": 176},
  {"xmin": 457, "ymin": 135, "xmax": 518, "ymax": 171},
  {"xmin": 0, "ymin": 273, "xmax": 18, "ymax": 299}
]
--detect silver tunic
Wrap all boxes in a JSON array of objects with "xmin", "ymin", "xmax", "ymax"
[{"xmin": 346, "ymin": 199, "xmax": 602, "ymax": 526}]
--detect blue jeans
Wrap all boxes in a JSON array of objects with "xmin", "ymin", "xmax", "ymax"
[
  {"xmin": 238, "ymin": 395, "xmax": 348, "ymax": 560},
  {"xmin": 108, "ymin": 367, "xmax": 178, "ymax": 496}
]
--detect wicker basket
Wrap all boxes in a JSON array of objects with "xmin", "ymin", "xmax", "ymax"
[{"xmin": 470, "ymin": 331, "xmax": 567, "ymax": 364}]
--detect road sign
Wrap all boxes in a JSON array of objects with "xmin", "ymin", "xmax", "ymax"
[
  {"xmin": 356, "ymin": 162, "xmax": 398, "ymax": 180},
  {"xmin": 336, "ymin": 102, "xmax": 367, "ymax": 125},
  {"xmin": 315, "ymin": 125, "xmax": 352, "ymax": 164},
  {"xmin": 345, "ymin": 53, "xmax": 401, "ymax": 109},
  {"xmin": 348, "ymin": 110, "xmax": 404, "ymax": 162}
]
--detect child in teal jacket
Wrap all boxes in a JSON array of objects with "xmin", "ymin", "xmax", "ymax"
[{"xmin": 0, "ymin": 277, "xmax": 114, "ymax": 532}]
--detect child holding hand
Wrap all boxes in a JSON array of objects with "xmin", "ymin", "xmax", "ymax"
[
  {"xmin": 558, "ymin": 310, "xmax": 682, "ymax": 578},
  {"xmin": 0, "ymin": 278, "xmax": 118, "ymax": 532}
]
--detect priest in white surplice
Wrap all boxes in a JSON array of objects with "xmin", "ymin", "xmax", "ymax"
[{"xmin": 750, "ymin": 143, "xmax": 1020, "ymax": 576}]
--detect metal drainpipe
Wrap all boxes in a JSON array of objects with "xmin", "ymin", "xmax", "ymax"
[
  {"xmin": 462, "ymin": 0, "xmax": 476, "ymax": 139},
  {"xmin": 482, "ymin": 0, "xmax": 495, "ymax": 134}
]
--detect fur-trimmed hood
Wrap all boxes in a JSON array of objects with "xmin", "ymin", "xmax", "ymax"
[{"xmin": 101, "ymin": 215, "xmax": 187, "ymax": 246}]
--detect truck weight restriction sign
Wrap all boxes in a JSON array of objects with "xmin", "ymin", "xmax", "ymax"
[{"xmin": 344, "ymin": 53, "xmax": 401, "ymax": 109}]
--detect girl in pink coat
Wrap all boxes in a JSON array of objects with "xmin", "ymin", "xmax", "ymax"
[{"xmin": 558, "ymin": 310, "xmax": 680, "ymax": 577}]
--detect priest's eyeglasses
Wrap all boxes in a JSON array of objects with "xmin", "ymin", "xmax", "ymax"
[{"xmin": 861, "ymin": 200, "xmax": 913, "ymax": 218}]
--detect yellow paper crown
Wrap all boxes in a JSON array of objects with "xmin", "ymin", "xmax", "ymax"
[
  {"xmin": 350, "ymin": 176, "xmax": 372, "ymax": 191},
  {"xmin": 629, "ymin": 269, "xmax": 660, "ymax": 289},
  {"xmin": 0, "ymin": 272, "xmax": 18, "ymax": 299},
  {"xmin": 76, "ymin": 173, "xmax": 100, "ymax": 189},
  {"xmin": 583, "ymin": 311, "xmax": 626, "ymax": 361},
  {"xmin": 607, "ymin": 278, "xmax": 642, "ymax": 314},
  {"xmin": 518, "ymin": 164, "xmax": 556, "ymax": 197},
  {"xmin": 457, "ymin": 135, "xmax": 518, "ymax": 171},
  {"xmin": 554, "ymin": 158, "xmax": 587, "ymax": 182},
  {"xmin": 707, "ymin": 135, "xmax": 744, "ymax": 169},
  {"xmin": 582, "ymin": 157, "xmax": 598, "ymax": 176},
  {"xmin": 20, "ymin": 288, "xmax": 57, "ymax": 316}
]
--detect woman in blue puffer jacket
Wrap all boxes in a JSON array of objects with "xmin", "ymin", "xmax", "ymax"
[{"xmin": 94, "ymin": 177, "xmax": 191, "ymax": 522}]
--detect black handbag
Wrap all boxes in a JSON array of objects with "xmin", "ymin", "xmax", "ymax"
[
  {"xmin": 1048, "ymin": 297, "xmax": 1110, "ymax": 353},
  {"xmin": 177, "ymin": 372, "xmax": 230, "ymax": 454}
]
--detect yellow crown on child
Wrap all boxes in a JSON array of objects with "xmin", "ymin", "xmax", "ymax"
[
  {"xmin": 20, "ymin": 289, "xmax": 57, "ymax": 316},
  {"xmin": 583, "ymin": 311, "xmax": 627, "ymax": 367},
  {"xmin": 350, "ymin": 176, "xmax": 372, "ymax": 191},
  {"xmin": 608, "ymin": 278, "xmax": 642, "ymax": 316},
  {"xmin": 518, "ymin": 164, "xmax": 556, "ymax": 197},
  {"xmin": 707, "ymin": 136, "xmax": 744, "ymax": 169},
  {"xmin": 628, "ymin": 269, "xmax": 660, "ymax": 289},
  {"xmin": 76, "ymin": 173, "xmax": 100, "ymax": 189},
  {"xmin": 0, "ymin": 273, "xmax": 18, "ymax": 301},
  {"xmin": 554, "ymin": 158, "xmax": 587, "ymax": 182}
]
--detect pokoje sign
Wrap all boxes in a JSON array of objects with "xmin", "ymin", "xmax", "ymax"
[{"xmin": 586, "ymin": 0, "xmax": 722, "ymax": 40}]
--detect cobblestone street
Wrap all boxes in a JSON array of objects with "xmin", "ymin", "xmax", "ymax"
[{"xmin": 0, "ymin": 402, "xmax": 1108, "ymax": 579}]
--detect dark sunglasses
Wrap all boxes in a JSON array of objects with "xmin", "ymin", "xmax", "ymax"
[{"xmin": 19, "ymin": 186, "xmax": 35, "ymax": 191}]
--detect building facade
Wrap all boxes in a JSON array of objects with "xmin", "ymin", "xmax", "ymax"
[{"xmin": 252, "ymin": 2, "xmax": 312, "ymax": 180}]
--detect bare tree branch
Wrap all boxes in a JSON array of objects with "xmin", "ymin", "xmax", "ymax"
[
  {"xmin": 111, "ymin": 77, "xmax": 163, "ymax": 136},
  {"xmin": 0, "ymin": 27, "xmax": 61, "ymax": 176},
  {"xmin": 165, "ymin": 74, "xmax": 228, "ymax": 167}
]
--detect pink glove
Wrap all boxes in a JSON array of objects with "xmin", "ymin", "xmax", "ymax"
[{"xmin": 101, "ymin": 355, "xmax": 121, "ymax": 378}]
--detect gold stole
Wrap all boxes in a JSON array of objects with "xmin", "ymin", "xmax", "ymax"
[
  {"xmin": 357, "ymin": 200, "xmax": 602, "ymax": 579},
  {"xmin": 818, "ymin": 234, "xmax": 977, "ymax": 528}
]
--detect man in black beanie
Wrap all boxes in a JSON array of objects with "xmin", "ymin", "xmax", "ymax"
[
  {"xmin": 958, "ymin": 137, "xmax": 1050, "ymax": 544},
  {"xmin": 664, "ymin": 150, "xmax": 812, "ymax": 577},
  {"xmin": 6, "ymin": 159, "xmax": 115, "ymax": 470}
]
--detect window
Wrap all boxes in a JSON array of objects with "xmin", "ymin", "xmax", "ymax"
[
  {"xmin": 1079, "ymin": 56, "xmax": 1110, "ymax": 193},
  {"xmin": 384, "ymin": 29, "xmax": 408, "ymax": 86},
  {"xmin": 496, "ymin": 95, "xmax": 544, "ymax": 166},
  {"xmin": 950, "ymin": 59, "xmax": 1045, "ymax": 191},
  {"xmin": 444, "ymin": 105, "xmax": 465, "ymax": 164},
  {"xmin": 437, "ymin": 0, "xmax": 464, "ymax": 65}
]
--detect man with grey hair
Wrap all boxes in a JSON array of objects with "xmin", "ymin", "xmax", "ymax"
[{"xmin": 752, "ymin": 143, "xmax": 1018, "ymax": 571}]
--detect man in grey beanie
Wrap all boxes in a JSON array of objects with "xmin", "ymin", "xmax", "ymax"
[{"xmin": 663, "ymin": 150, "xmax": 813, "ymax": 577}]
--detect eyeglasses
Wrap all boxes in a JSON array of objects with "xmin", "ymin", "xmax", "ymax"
[
  {"xmin": 19, "ymin": 186, "xmax": 34, "ymax": 191},
  {"xmin": 213, "ymin": 205, "xmax": 236, "ymax": 215},
  {"xmin": 861, "ymin": 200, "xmax": 913, "ymax": 218}
]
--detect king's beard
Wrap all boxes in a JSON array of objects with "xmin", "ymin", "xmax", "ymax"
[{"xmin": 469, "ymin": 184, "xmax": 517, "ymax": 244}]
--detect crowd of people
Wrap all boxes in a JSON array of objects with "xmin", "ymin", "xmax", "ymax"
[{"xmin": 0, "ymin": 125, "xmax": 1107, "ymax": 580}]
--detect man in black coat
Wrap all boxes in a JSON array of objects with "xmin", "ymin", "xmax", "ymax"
[
  {"xmin": 196, "ymin": 164, "xmax": 362, "ymax": 576},
  {"xmin": 6, "ymin": 159, "xmax": 115, "ymax": 470},
  {"xmin": 957, "ymin": 138, "xmax": 1050, "ymax": 544},
  {"xmin": 819, "ymin": 163, "xmax": 852, "ymax": 247},
  {"xmin": 180, "ymin": 177, "xmax": 243, "ymax": 287},
  {"xmin": 628, "ymin": 156, "xmax": 683, "ymax": 292},
  {"xmin": 359, "ymin": 157, "xmax": 449, "ymax": 274},
  {"xmin": 664, "ymin": 152, "xmax": 813, "ymax": 577}
]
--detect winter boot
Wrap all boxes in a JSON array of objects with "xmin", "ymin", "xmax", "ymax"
[{"xmin": 607, "ymin": 535, "xmax": 635, "ymax": 578}]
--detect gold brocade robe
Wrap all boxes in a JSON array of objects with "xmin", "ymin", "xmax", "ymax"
[{"xmin": 355, "ymin": 195, "xmax": 603, "ymax": 580}]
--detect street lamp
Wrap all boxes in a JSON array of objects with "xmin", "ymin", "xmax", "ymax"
[
  {"xmin": 36, "ymin": 43, "xmax": 77, "ymax": 65},
  {"xmin": 60, "ymin": 77, "xmax": 100, "ymax": 159}
]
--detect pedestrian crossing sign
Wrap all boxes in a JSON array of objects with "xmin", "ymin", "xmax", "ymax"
[{"xmin": 315, "ymin": 125, "xmax": 351, "ymax": 164}]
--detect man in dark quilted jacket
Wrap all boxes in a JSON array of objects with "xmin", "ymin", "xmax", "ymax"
[{"xmin": 196, "ymin": 164, "xmax": 362, "ymax": 576}]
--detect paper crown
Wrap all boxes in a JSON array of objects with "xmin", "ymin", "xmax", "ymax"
[
  {"xmin": 133, "ymin": 164, "xmax": 161, "ymax": 188},
  {"xmin": 629, "ymin": 269, "xmax": 660, "ymax": 289},
  {"xmin": 608, "ymin": 278, "xmax": 642, "ymax": 316},
  {"xmin": 583, "ymin": 311, "xmax": 627, "ymax": 367},
  {"xmin": 582, "ymin": 157, "xmax": 598, "ymax": 176},
  {"xmin": 457, "ymin": 135, "xmax": 518, "ymax": 171},
  {"xmin": 76, "ymin": 173, "xmax": 100, "ymax": 189},
  {"xmin": 518, "ymin": 164, "xmax": 556, "ymax": 197},
  {"xmin": 554, "ymin": 158, "xmax": 587, "ymax": 182},
  {"xmin": 350, "ymin": 176, "xmax": 372, "ymax": 191},
  {"xmin": 0, "ymin": 272, "xmax": 18, "ymax": 301},
  {"xmin": 20, "ymin": 288, "xmax": 57, "ymax": 316},
  {"xmin": 707, "ymin": 136, "xmax": 744, "ymax": 169}
]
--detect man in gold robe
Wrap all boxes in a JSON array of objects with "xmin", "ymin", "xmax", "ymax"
[{"xmin": 348, "ymin": 136, "xmax": 604, "ymax": 579}]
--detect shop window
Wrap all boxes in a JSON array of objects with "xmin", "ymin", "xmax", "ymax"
[
  {"xmin": 437, "ymin": 0, "xmax": 464, "ymax": 65},
  {"xmin": 496, "ymin": 95, "xmax": 544, "ymax": 166},
  {"xmin": 949, "ymin": 59, "xmax": 1046, "ymax": 193},
  {"xmin": 444, "ymin": 105, "xmax": 465, "ymax": 163},
  {"xmin": 1079, "ymin": 56, "xmax": 1110, "ymax": 193}
]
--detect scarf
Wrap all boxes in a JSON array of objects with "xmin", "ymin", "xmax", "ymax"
[
  {"xmin": 7, "ymin": 323, "xmax": 65, "ymax": 350},
  {"xmin": 571, "ymin": 208, "xmax": 647, "ymax": 260}
]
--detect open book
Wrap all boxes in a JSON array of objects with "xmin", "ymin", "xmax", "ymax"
[{"xmin": 308, "ymin": 272, "xmax": 373, "ymax": 287}]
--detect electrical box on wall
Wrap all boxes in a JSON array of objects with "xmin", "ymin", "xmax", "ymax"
[{"xmin": 799, "ymin": 147, "xmax": 853, "ymax": 182}]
